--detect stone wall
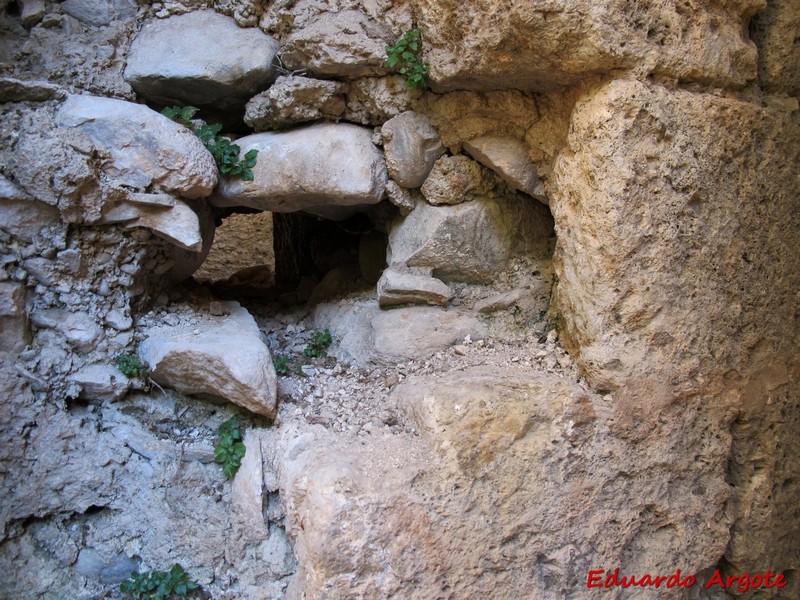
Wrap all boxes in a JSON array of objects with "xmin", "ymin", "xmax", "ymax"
[{"xmin": 0, "ymin": 0, "xmax": 797, "ymax": 598}]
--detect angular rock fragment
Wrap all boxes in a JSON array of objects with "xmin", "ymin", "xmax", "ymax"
[
  {"xmin": 61, "ymin": 0, "xmax": 138, "ymax": 26},
  {"xmin": 0, "ymin": 283, "xmax": 31, "ymax": 353},
  {"xmin": 464, "ymin": 136, "xmax": 547, "ymax": 203},
  {"xmin": 124, "ymin": 10, "xmax": 279, "ymax": 114},
  {"xmin": 56, "ymin": 95, "xmax": 218, "ymax": 199},
  {"xmin": 384, "ymin": 180, "xmax": 417, "ymax": 215},
  {"xmin": 420, "ymin": 155, "xmax": 498, "ymax": 205},
  {"xmin": 377, "ymin": 268, "xmax": 450, "ymax": 308},
  {"xmin": 343, "ymin": 76, "xmax": 421, "ymax": 126},
  {"xmin": 138, "ymin": 302, "xmax": 277, "ymax": 418},
  {"xmin": 281, "ymin": 10, "xmax": 391, "ymax": 78},
  {"xmin": 30, "ymin": 309, "xmax": 102, "ymax": 352},
  {"xmin": 245, "ymin": 76, "xmax": 348, "ymax": 131},
  {"xmin": 0, "ymin": 77, "xmax": 62, "ymax": 102},
  {"xmin": 475, "ymin": 288, "xmax": 540, "ymax": 314},
  {"xmin": 67, "ymin": 364, "xmax": 130, "ymax": 402},
  {"xmin": 388, "ymin": 195, "xmax": 553, "ymax": 283},
  {"xmin": 0, "ymin": 175, "xmax": 60, "ymax": 241},
  {"xmin": 213, "ymin": 123, "xmax": 387, "ymax": 213},
  {"xmin": 381, "ymin": 111, "xmax": 444, "ymax": 188}
]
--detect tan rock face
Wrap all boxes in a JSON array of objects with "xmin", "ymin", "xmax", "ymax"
[
  {"xmin": 274, "ymin": 368, "xmax": 733, "ymax": 599},
  {"xmin": 552, "ymin": 79, "xmax": 799, "ymax": 398},
  {"xmin": 413, "ymin": 0, "xmax": 762, "ymax": 91},
  {"xmin": 751, "ymin": 0, "xmax": 800, "ymax": 95}
]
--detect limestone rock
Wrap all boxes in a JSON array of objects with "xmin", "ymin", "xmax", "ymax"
[
  {"xmin": 0, "ymin": 283, "xmax": 30, "ymax": 353},
  {"xmin": 0, "ymin": 175, "xmax": 60, "ymax": 242},
  {"xmin": 384, "ymin": 180, "xmax": 416, "ymax": 215},
  {"xmin": 343, "ymin": 76, "xmax": 422, "ymax": 126},
  {"xmin": 381, "ymin": 111, "xmax": 444, "ymax": 188},
  {"xmin": 388, "ymin": 195, "xmax": 553, "ymax": 283},
  {"xmin": 244, "ymin": 76, "xmax": 348, "ymax": 131},
  {"xmin": 274, "ymin": 367, "xmax": 732, "ymax": 598},
  {"xmin": 313, "ymin": 301, "xmax": 485, "ymax": 365},
  {"xmin": 56, "ymin": 95, "xmax": 218, "ymax": 199},
  {"xmin": 19, "ymin": 0, "xmax": 45, "ymax": 27},
  {"xmin": 463, "ymin": 136, "xmax": 547, "ymax": 203},
  {"xmin": 281, "ymin": 10, "xmax": 391, "ymax": 78},
  {"xmin": 129, "ymin": 198, "xmax": 203, "ymax": 252},
  {"xmin": 377, "ymin": 268, "xmax": 450, "ymax": 308},
  {"xmin": 61, "ymin": 0, "xmax": 138, "ymax": 26},
  {"xmin": 751, "ymin": 0, "xmax": 800, "ymax": 95},
  {"xmin": 67, "ymin": 364, "xmax": 130, "ymax": 402},
  {"xmin": 414, "ymin": 0, "xmax": 762, "ymax": 91},
  {"xmin": 0, "ymin": 77, "xmax": 62, "ymax": 102},
  {"xmin": 124, "ymin": 10, "xmax": 279, "ymax": 115},
  {"xmin": 212, "ymin": 123, "xmax": 387, "ymax": 213},
  {"xmin": 475, "ymin": 288, "xmax": 540, "ymax": 314},
  {"xmin": 420, "ymin": 155, "xmax": 498, "ymax": 205},
  {"xmin": 30, "ymin": 309, "xmax": 101, "ymax": 353},
  {"xmin": 138, "ymin": 302, "xmax": 277, "ymax": 418}
]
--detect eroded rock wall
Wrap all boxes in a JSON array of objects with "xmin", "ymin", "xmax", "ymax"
[{"xmin": 0, "ymin": 0, "xmax": 797, "ymax": 598}]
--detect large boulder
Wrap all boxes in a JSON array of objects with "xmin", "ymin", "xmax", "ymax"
[
  {"xmin": 212, "ymin": 123, "xmax": 387, "ymax": 213},
  {"xmin": 139, "ymin": 302, "xmax": 277, "ymax": 418},
  {"xmin": 55, "ymin": 95, "xmax": 217, "ymax": 199},
  {"xmin": 124, "ymin": 10, "xmax": 279, "ymax": 115},
  {"xmin": 273, "ymin": 367, "xmax": 732, "ymax": 598},
  {"xmin": 551, "ymin": 79, "xmax": 800, "ymax": 587},
  {"xmin": 387, "ymin": 195, "xmax": 553, "ymax": 283},
  {"xmin": 414, "ymin": 0, "xmax": 762, "ymax": 91}
]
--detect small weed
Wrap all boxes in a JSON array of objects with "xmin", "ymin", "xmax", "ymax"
[
  {"xmin": 273, "ymin": 354, "xmax": 289, "ymax": 376},
  {"xmin": 214, "ymin": 417, "xmax": 246, "ymax": 479},
  {"xmin": 119, "ymin": 564, "xmax": 199, "ymax": 599},
  {"xmin": 162, "ymin": 106, "xmax": 258, "ymax": 181},
  {"xmin": 303, "ymin": 329, "xmax": 332, "ymax": 358},
  {"xmin": 385, "ymin": 28, "xmax": 429, "ymax": 89},
  {"xmin": 114, "ymin": 353, "xmax": 148, "ymax": 378}
]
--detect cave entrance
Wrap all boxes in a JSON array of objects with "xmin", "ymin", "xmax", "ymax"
[{"xmin": 194, "ymin": 207, "xmax": 390, "ymax": 306}]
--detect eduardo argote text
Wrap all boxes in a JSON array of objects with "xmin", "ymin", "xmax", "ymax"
[{"xmin": 587, "ymin": 568, "xmax": 787, "ymax": 593}]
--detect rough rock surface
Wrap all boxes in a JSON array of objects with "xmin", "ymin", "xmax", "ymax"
[
  {"xmin": 381, "ymin": 111, "xmax": 444, "ymax": 188},
  {"xmin": 124, "ymin": 10, "xmax": 279, "ymax": 115},
  {"xmin": 388, "ymin": 195, "xmax": 553, "ymax": 283},
  {"xmin": 420, "ymin": 154, "xmax": 499, "ymax": 205},
  {"xmin": 0, "ymin": 175, "xmax": 60, "ymax": 241},
  {"xmin": 273, "ymin": 366, "xmax": 732, "ymax": 599},
  {"xmin": 551, "ymin": 78, "xmax": 800, "ymax": 588},
  {"xmin": 280, "ymin": 9, "xmax": 392, "ymax": 78},
  {"xmin": 751, "ymin": 0, "xmax": 800, "ymax": 95},
  {"xmin": 313, "ymin": 301, "xmax": 486, "ymax": 366},
  {"xmin": 139, "ymin": 301, "xmax": 278, "ymax": 418},
  {"xmin": 213, "ymin": 123, "xmax": 387, "ymax": 213},
  {"xmin": 0, "ymin": 282, "xmax": 30, "ymax": 353},
  {"xmin": 244, "ymin": 76, "xmax": 348, "ymax": 131},
  {"xmin": 55, "ymin": 95, "xmax": 218, "ymax": 199},
  {"xmin": 67, "ymin": 363, "xmax": 130, "ymax": 402},
  {"xmin": 464, "ymin": 135, "xmax": 547, "ymax": 203},
  {"xmin": 377, "ymin": 267, "xmax": 450, "ymax": 308},
  {"xmin": 61, "ymin": 0, "xmax": 138, "ymax": 26},
  {"xmin": 343, "ymin": 76, "xmax": 422, "ymax": 126},
  {"xmin": 414, "ymin": 0, "xmax": 762, "ymax": 91}
]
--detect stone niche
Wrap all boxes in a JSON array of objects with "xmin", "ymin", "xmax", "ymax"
[{"xmin": 0, "ymin": 1, "xmax": 797, "ymax": 599}]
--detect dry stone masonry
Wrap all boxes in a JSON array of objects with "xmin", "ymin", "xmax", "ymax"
[{"xmin": 0, "ymin": 0, "xmax": 797, "ymax": 599}]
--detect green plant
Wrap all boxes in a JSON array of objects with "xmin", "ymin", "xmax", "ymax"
[
  {"xmin": 114, "ymin": 352, "xmax": 148, "ymax": 378},
  {"xmin": 273, "ymin": 354, "xmax": 289, "ymax": 376},
  {"xmin": 119, "ymin": 564, "xmax": 199, "ymax": 599},
  {"xmin": 303, "ymin": 329, "xmax": 332, "ymax": 358},
  {"xmin": 214, "ymin": 417, "xmax": 246, "ymax": 478},
  {"xmin": 385, "ymin": 28, "xmax": 429, "ymax": 89},
  {"xmin": 161, "ymin": 106, "xmax": 258, "ymax": 181}
]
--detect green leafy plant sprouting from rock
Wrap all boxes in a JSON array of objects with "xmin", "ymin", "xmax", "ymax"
[
  {"xmin": 273, "ymin": 354, "xmax": 290, "ymax": 376},
  {"xmin": 214, "ymin": 417, "xmax": 246, "ymax": 478},
  {"xmin": 114, "ymin": 352, "xmax": 149, "ymax": 378},
  {"xmin": 119, "ymin": 564, "xmax": 199, "ymax": 599},
  {"xmin": 303, "ymin": 329, "xmax": 332, "ymax": 358},
  {"xmin": 385, "ymin": 28, "xmax": 429, "ymax": 89},
  {"xmin": 162, "ymin": 106, "xmax": 258, "ymax": 181}
]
